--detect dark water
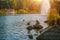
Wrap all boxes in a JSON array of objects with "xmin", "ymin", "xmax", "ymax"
[{"xmin": 0, "ymin": 16, "xmax": 6, "ymax": 40}]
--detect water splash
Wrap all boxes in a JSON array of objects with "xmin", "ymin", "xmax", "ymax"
[
  {"xmin": 32, "ymin": 0, "xmax": 51, "ymax": 40},
  {"xmin": 39, "ymin": 0, "xmax": 51, "ymax": 28},
  {"xmin": 40, "ymin": 0, "xmax": 50, "ymax": 16},
  {"xmin": 31, "ymin": 0, "xmax": 51, "ymax": 28}
]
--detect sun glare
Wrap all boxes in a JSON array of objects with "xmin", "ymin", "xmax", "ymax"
[
  {"xmin": 37, "ymin": 0, "xmax": 42, "ymax": 2},
  {"xmin": 34, "ymin": 0, "xmax": 43, "ymax": 2}
]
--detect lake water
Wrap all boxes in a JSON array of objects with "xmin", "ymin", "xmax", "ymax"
[{"xmin": 0, "ymin": 14, "xmax": 48, "ymax": 40}]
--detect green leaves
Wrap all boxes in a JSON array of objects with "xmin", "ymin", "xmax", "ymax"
[{"xmin": 0, "ymin": 11, "xmax": 6, "ymax": 16}]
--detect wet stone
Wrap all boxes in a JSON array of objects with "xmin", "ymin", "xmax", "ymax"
[{"xmin": 28, "ymin": 35, "xmax": 33, "ymax": 39}]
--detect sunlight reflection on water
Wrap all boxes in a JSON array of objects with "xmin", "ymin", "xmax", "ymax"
[{"xmin": 4, "ymin": 14, "xmax": 48, "ymax": 40}]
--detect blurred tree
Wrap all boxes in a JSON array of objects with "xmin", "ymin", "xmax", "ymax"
[
  {"xmin": 0, "ymin": 0, "xmax": 13, "ymax": 9},
  {"xmin": 54, "ymin": 0, "xmax": 60, "ymax": 16},
  {"xmin": 47, "ymin": 8, "xmax": 59, "ymax": 26},
  {"xmin": 0, "ymin": 0, "xmax": 42, "ymax": 14},
  {"xmin": 13, "ymin": 0, "xmax": 42, "ymax": 14},
  {"xmin": 47, "ymin": 0, "xmax": 60, "ymax": 26}
]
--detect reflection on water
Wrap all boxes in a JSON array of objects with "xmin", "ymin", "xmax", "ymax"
[{"xmin": 0, "ymin": 14, "xmax": 48, "ymax": 40}]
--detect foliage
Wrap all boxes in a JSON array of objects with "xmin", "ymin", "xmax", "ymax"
[
  {"xmin": 54, "ymin": 1, "xmax": 60, "ymax": 15},
  {"xmin": 16, "ymin": 9, "xmax": 29, "ymax": 14},
  {"xmin": 47, "ymin": 8, "xmax": 60, "ymax": 26},
  {"xmin": 0, "ymin": 0, "xmax": 13, "ymax": 9},
  {"xmin": 13, "ymin": 0, "xmax": 41, "ymax": 14},
  {"xmin": 0, "ymin": 0, "xmax": 42, "ymax": 14},
  {"xmin": 0, "ymin": 11, "xmax": 6, "ymax": 16}
]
